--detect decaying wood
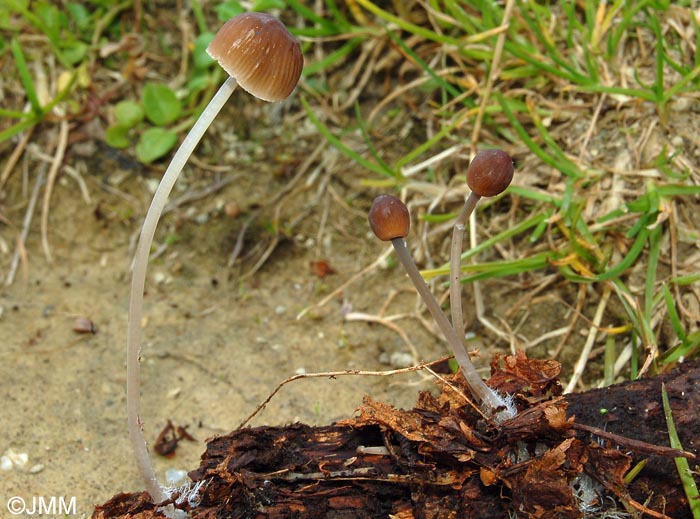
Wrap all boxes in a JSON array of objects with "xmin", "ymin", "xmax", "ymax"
[{"xmin": 93, "ymin": 354, "xmax": 699, "ymax": 519}]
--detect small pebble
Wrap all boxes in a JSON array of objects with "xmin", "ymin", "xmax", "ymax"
[
  {"xmin": 389, "ymin": 352, "xmax": 414, "ymax": 368},
  {"xmin": 0, "ymin": 457, "xmax": 12, "ymax": 471},
  {"xmin": 145, "ymin": 179, "xmax": 160, "ymax": 194},
  {"xmin": 153, "ymin": 272, "xmax": 171, "ymax": 285},
  {"xmin": 670, "ymin": 97, "xmax": 690, "ymax": 112},
  {"xmin": 0, "ymin": 449, "xmax": 28, "ymax": 471},
  {"xmin": 73, "ymin": 316, "xmax": 97, "ymax": 334}
]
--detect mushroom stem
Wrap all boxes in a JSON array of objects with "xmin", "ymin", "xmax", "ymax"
[
  {"xmin": 390, "ymin": 237, "xmax": 504, "ymax": 412},
  {"xmin": 126, "ymin": 76, "xmax": 238, "ymax": 503},
  {"xmin": 449, "ymin": 191, "xmax": 480, "ymax": 340}
]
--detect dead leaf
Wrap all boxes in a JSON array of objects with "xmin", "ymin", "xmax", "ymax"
[
  {"xmin": 489, "ymin": 350, "xmax": 562, "ymax": 399},
  {"xmin": 480, "ymin": 466, "xmax": 498, "ymax": 486},
  {"xmin": 310, "ymin": 260, "xmax": 335, "ymax": 277}
]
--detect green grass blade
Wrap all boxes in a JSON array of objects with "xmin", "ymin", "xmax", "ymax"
[
  {"xmin": 286, "ymin": 0, "xmax": 347, "ymax": 33},
  {"xmin": 301, "ymin": 96, "xmax": 395, "ymax": 178},
  {"xmin": 0, "ymin": 116, "xmax": 39, "ymax": 143},
  {"xmin": 458, "ymin": 252, "xmax": 551, "ymax": 283},
  {"xmin": 498, "ymin": 94, "xmax": 582, "ymax": 179},
  {"xmin": 644, "ymin": 224, "xmax": 663, "ymax": 320},
  {"xmin": 353, "ymin": 0, "xmax": 462, "ymax": 48},
  {"xmin": 384, "ymin": 29, "xmax": 463, "ymax": 100},
  {"xmin": 662, "ymin": 284, "xmax": 687, "ymax": 344},
  {"xmin": 507, "ymin": 185, "xmax": 559, "ymax": 205},
  {"xmin": 661, "ymin": 383, "xmax": 700, "ymax": 519},
  {"xmin": 11, "ymin": 38, "xmax": 42, "ymax": 115},
  {"xmin": 518, "ymin": 1, "xmax": 584, "ymax": 79},
  {"xmin": 671, "ymin": 274, "xmax": 700, "ymax": 286},
  {"xmin": 302, "ymin": 37, "xmax": 363, "ymax": 77},
  {"xmin": 423, "ymin": 211, "xmax": 550, "ymax": 280},
  {"xmin": 0, "ymin": 107, "xmax": 30, "ymax": 118},
  {"xmin": 526, "ymin": 101, "xmax": 583, "ymax": 179},
  {"xmin": 596, "ymin": 217, "xmax": 651, "ymax": 281},
  {"xmin": 353, "ymin": 101, "xmax": 393, "ymax": 175}
]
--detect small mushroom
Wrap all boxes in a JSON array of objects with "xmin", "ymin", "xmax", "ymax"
[
  {"xmin": 466, "ymin": 149, "xmax": 514, "ymax": 198},
  {"xmin": 449, "ymin": 150, "xmax": 514, "ymax": 346},
  {"xmin": 126, "ymin": 13, "xmax": 303, "ymax": 504},
  {"xmin": 368, "ymin": 195, "xmax": 508, "ymax": 415}
]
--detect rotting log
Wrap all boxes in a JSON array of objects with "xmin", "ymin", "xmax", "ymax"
[{"xmin": 93, "ymin": 354, "xmax": 699, "ymax": 519}]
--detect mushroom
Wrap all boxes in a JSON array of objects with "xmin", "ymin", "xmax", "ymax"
[
  {"xmin": 126, "ymin": 13, "xmax": 303, "ymax": 503},
  {"xmin": 368, "ymin": 195, "xmax": 509, "ymax": 415},
  {"xmin": 449, "ymin": 149, "xmax": 514, "ymax": 346}
]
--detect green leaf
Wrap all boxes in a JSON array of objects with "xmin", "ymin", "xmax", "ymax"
[
  {"xmin": 62, "ymin": 40, "xmax": 88, "ymax": 65},
  {"xmin": 186, "ymin": 71, "xmax": 212, "ymax": 95},
  {"xmin": 114, "ymin": 100, "xmax": 144, "ymax": 128},
  {"xmin": 35, "ymin": 1, "xmax": 66, "ymax": 41},
  {"xmin": 66, "ymin": 2, "xmax": 90, "ymax": 31},
  {"xmin": 142, "ymin": 83, "xmax": 181, "ymax": 126},
  {"xmin": 104, "ymin": 125, "xmax": 131, "ymax": 149},
  {"xmin": 252, "ymin": 0, "xmax": 286, "ymax": 10},
  {"xmin": 136, "ymin": 128, "xmax": 178, "ymax": 163},
  {"xmin": 6, "ymin": 0, "xmax": 29, "ymax": 10},
  {"xmin": 193, "ymin": 32, "xmax": 215, "ymax": 69},
  {"xmin": 215, "ymin": 0, "xmax": 244, "ymax": 21}
]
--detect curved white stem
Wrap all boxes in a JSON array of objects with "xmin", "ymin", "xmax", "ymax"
[{"xmin": 126, "ymin": 76, "xmax": 238, "ymax": 502}]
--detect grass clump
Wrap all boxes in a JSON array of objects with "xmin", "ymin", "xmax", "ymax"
[{"xmin": 298, "ymin": 1, "xmax": 700, "ymax": 387}]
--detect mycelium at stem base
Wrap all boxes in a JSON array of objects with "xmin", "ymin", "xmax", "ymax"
[{"xmin": 126, "ymin": 76, "xmax": 238, "ymax": 503}]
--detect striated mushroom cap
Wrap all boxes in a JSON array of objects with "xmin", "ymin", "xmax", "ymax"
[{"xmin": 207, "ymin": 12, "xmax": 303, "ymax": 102}]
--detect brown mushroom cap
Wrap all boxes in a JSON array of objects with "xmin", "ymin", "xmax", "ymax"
[
  {"xmin": 466, "ymin": 149, "xmax": 514, "ymax": 197},
  {"xmin": 368, "ymin": 195, "xmax": 410, "ymax": 241},
  {"xmin": 206, "ymin": 12, "xmax": 303, "ymax": 102}
]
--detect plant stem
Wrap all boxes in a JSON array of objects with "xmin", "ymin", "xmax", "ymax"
[
  {"xmin": 449, "ymin": 192, "xmax": 480, "ymax": 339},
  {"xmin": 126, "ymin": 76, "xmax": 238, "ymax": 503},
  {"xmin": 390, "ymin": 237, "xmax": 504, "ymax": 413}
]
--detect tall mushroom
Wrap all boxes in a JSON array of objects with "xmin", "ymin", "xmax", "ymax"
[
  {"xmin": 449, "ymin": 149, "xmax": 514, "ymax": 344},
  {"xmin": 126, "ymin": 13, "xmax": 303, "ymax": 503},
  {"xmin": 368, "ymin": 195, "xmax": 510, "ymax": 416}
]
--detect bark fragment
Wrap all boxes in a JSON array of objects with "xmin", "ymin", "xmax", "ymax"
[{"xmin": 93, "ymin": 355, "xmax": 699, "ymax": 519}]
